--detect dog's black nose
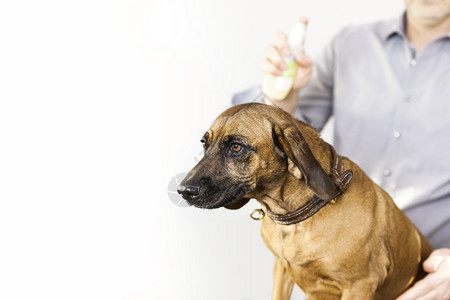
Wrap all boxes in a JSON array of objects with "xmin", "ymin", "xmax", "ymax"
[{"xmin": 177, "ymin": 184, "xmax": 200, "ymax": 200}]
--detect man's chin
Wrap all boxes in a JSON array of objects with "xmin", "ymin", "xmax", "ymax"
[{"xmin": 408, "ymin": 3, "xmax": 450, "ymax": 23}]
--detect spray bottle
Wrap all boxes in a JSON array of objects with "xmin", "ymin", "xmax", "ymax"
[{"xmin": 262, "ymin": 18, "xmax": 308, "ymax": 101}]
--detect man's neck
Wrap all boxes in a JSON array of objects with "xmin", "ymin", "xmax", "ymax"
[{"xmin": 406, "ymin": 15, "xmax": 450, "ymax": 52}]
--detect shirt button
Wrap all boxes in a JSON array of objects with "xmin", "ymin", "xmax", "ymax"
[
  {"xmin": 393, "ymin": 131, "xmax": 401, "ymax": 139},
  {"xmin": 405, "ymin": 95, "xmax": 411, "ymax": 102},
  {"xmin": 383, "ymin": 169, "xmax": 391, "ymax": 176},
  {"xmin": 410, "ymin": 59, "xmax": 417, "ymax": 66}
]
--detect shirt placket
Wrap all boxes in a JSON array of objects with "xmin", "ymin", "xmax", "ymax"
[{"xmin": 379, "ymin": 39, "xmax": 418, "ymax": 197}]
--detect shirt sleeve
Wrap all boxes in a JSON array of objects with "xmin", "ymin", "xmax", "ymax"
[
  {"xmin": 232, "ymin": 86, "xmax": 311, "ymax": 124},
  {"xmin": 231, "ymin": 85, "xmax": 264, "ymax": 105}
]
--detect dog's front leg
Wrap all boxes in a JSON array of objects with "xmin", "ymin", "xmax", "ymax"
[{"xmin": 272, "ymin": 258, "xmax": 294, "ymax": 300}]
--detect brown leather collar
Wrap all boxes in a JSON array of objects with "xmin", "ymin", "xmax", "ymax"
[{"xmin": 263, "ymin": 144, "xmax": 353, "ymax": 225}]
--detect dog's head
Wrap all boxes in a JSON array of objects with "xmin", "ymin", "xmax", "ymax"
[{"xmin": 177, "ymin": 103, "xmax": 335, "ymax": 209}]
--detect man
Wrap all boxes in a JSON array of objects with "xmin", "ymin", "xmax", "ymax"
[{"xmin": 233, "ymin": 0, "xmax": 450, "ymax": 299}]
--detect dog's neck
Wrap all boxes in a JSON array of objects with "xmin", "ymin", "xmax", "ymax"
[
  {"xmin": 257, "ymin": 173, "xmax": 317, "ymax": 215},
  {"xmin": 259, "ymin": 141, "xmax": 333, "ymax": 215}
]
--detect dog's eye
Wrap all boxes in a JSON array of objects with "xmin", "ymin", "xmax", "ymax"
[
  {"xmin": 200, "ymin": 139, "xmax": 208, "ymax": 150},
  {"xmin": 231, "ymin": 143, "xmax": 242, "ymax": 152}
]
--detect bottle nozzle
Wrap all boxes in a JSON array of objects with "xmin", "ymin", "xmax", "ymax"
[{"xmin": 288, "ymin": 17, "xmax": 308, "ymax": 55}]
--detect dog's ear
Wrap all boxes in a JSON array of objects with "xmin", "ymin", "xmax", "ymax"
[
  {"xmin": 224, "ymin": 198, "xmax": 250, "ymax": 210},
  {"xmin": 272, "ymin": 124, "xmax": 335, "ymax": 201}
]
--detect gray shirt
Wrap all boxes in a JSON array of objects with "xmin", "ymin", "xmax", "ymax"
[{"xmin": 233, "ymin": 14, "xmax": 450, "ymax": 248}]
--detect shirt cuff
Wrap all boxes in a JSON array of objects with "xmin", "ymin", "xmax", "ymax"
[
  {"xmin": 292, "ymin": 104, "xmax": 312, "ymax": 125},
  {"xmin": 232, "ymin": 86, "xmax": 264, "ymax": 105},
  {"xmin": 232, "ymin": 86, "xmax": 311, "ymax": 125}
]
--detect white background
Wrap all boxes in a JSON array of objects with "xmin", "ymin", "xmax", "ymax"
[{"xmin": 0, "ymin": 0, "xmax": 403, "ymax": 299}]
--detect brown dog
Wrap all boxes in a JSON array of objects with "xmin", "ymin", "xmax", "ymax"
[{"xmin": 177, "ymin": 103, "xmax": 433, "ymax": 299}]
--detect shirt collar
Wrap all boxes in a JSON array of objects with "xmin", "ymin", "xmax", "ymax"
[{"xmin": 377, "ymin": 12, "xmax": 407, "ymax": 41}]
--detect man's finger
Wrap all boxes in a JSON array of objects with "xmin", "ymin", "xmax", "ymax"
[
  {"xmin": 423, "ymin": 248, "xmax": 450, "ymax": 273},
  {"xmin": 265, "ymin": 44, "xmax": 286, "ymax": 70},
  {"xmin": 262, "ymin": 58, "xmax": 283, "ymax": 76},
  {"xmin": 295, "ymin": 53, "xmax": 312, "ymax": 68},
  {"xmin": 395, "ymin": 278, "xmax": 430, "ymax": 300},
  {"xmin": 274, "ymin": 31, "xmax": 290, "ymax": 56}
]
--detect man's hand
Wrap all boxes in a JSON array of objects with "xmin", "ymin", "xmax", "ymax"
[
  {"xmin": 396, "ymin": 248, "xmax": 450, "ymax": 300},
  {"xmin": 262, "ymin": 31, "xmax": 313, "ymax": 92},
  {"xmin": 261, "ymin": 23, "xmax": 313, "ymax": 113}
]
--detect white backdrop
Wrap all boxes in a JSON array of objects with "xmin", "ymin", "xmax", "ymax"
[{"xmin": 0, "ymin": 1, "xmax": 403, "ymax": 299}]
